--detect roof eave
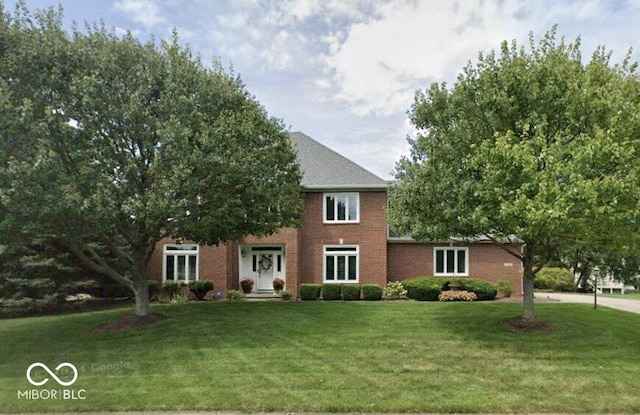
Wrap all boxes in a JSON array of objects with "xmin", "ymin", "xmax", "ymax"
[{"xmin": 301, "ymin": 184, "xmax": 388, "ymax": 192}]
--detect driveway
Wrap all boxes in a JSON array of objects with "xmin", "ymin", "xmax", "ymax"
[{"xmin": 538, "ymin": 292, "xmax": 640, "ymax": 314}]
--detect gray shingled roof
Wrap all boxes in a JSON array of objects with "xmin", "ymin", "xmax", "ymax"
[{"xmin": 289, "ymin": 132, "xmax": 388, "ymax": 190}]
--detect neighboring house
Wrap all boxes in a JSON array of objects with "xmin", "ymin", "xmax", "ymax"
[
  {"xmin": 592, "ymin": 273, "xmax": 636, "ymax": 294},
  {"xmin": 148, "ymin": 132, "xmax": 523, "ymax": 296}
]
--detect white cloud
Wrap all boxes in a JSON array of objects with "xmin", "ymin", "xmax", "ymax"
[
  {"xmin": 316, "ymin": 0, "xmax": 640, "ymax": 118},
  {"xmin": 289, "ymin": 0, "xmax": 322, "ymax": 21},
  {"xmin": 319, "ymin": 0, "xmax": 531, "ymax": 117},
  {"xmin": 259, "ymin": 30, "xmax": 295, "ymax": 71},
  {"xmin": 100, "ymin": 0, "xmax": 640, "ymax": 178},
  {"xmin": 217, "ymin": 12, "xmax": 248, "ymax": 29},
  {"xmin": 113, "ymin": 0, "xmax": 167, "ymax": 29}
]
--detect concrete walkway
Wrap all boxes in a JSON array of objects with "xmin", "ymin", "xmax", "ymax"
[{"xmin": 539, "ymin": 292, "xmax": 640, "ymax": 314}]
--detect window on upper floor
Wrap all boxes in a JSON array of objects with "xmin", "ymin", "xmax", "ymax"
[
  {"xmin": 324, "ymin": 193, "xmax": 359, "ymax": 223},
  {"xmin": 163, "ymin": 244, "xmax": 199, "ymax": 282},
  {"xmin": 434, "ymin": 247, "xmax": 468, "ymax": 276},
  {"xmin": 324, "ymin": 245, "xmax": 359, "ymax": 282}
]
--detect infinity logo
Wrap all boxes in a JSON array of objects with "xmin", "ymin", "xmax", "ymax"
[{"xmin": 26, "ymin": 363, "xmax": 78, "ymax": 386}]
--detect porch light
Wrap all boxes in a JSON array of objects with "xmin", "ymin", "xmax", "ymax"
[{"xmin": 240, "ymin": 247, "xmax": 247, "ymax": 258}]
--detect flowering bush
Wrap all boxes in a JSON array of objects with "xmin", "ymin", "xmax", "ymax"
[
  {"xmin": 384, "ymin": 281, "xmax": 407, "ymax": 300},
  {"xmin": 226, "ymin": 290, "xmax": 245, "ymax": 301},
  {"xmin": 272, "ymin": 277, "xmax": 285, "ymax": 292},
  {"xmin": 438, "ymin": 290, "xmax": 477, "ymax": 302},
  {"xmin": 240, "ymin": 277, "xmax": 254, "ymax": 293}
]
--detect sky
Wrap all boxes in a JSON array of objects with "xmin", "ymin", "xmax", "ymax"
[{"xmin": 5, "ymin": 0, "xmax": 640, "ymax": 179}]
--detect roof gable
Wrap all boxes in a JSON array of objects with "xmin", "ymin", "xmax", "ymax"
[{"xmin": 289, "ymin": 132, "xmax": 388, "ymax": 190}]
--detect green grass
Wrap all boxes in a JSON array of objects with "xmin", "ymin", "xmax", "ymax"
[
  {"xmin": 602, "ymin": 291, "xmax": 640, "ymax": 300},
  {"xmin": 1, "ymin": 302, "xmax": 640, "ymax": 413}
]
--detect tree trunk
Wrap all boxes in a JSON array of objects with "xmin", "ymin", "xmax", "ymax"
[
  {"xmin": 522, "ymin": 244, "xmax": 536, "ymax": 321},
  {"xmin": 132, "ymin": 279, "xmax": 151, "ymax": 316},
  {"xmin": 522, "ymin": 272, "xmax": 535, "ymax": 320},
  {"xmin": 133, "ymin": 260, "xmax": 152, "ymax": 316}
]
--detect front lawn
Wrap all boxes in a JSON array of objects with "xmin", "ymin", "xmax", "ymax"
[
  {"xmin": 602, "ymin": 291, "xmax": 640, "ymax": 300},
  {"xmin": 1, "ymin": 302, "xmax": 639, "ymax": 413}
]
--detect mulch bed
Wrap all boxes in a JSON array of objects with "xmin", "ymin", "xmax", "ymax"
[
  {"xmin": 502, "ymin": 316, "xmax": 553, "ymax": 332},
  {"xmin": 96, "ymin": 313, "xmax": 167, "ymax": 333}
]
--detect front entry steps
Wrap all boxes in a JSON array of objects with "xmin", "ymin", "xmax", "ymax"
[{"xmin": 245, "ymin": 292, "xmax": 281, "ymax": 301}]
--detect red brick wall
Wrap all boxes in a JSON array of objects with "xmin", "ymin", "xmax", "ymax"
[
  {"xmin": 299, "ymin": 191, "xmax": 388, "ymax": 287},
  {"xmin": 387, "ymin": 242, "xmax": 523, "ymax": 295},
  {"xmin": 147, "ymin": 191, "xmax": 523, "ymax": 298},
  {"xmin": 387, "ymin": 243, "xmax": 433, "ymax": 280},
  {"xmin": 198, "ymin": 244, "xmax": 229, "ymax": 295},
  {"xmin": 148, "ymin": 238, "xmax": 228, "ymax": 294}
]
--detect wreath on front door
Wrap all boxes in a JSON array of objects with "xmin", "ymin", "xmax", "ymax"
[{"xmin": 259, "ymin": 255, "xmax": 272, "ymax": 271}]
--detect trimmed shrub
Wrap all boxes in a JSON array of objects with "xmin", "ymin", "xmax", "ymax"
[
  {"xmin": 322, "ymin": 283, "xmax": 343, "ymax": 300},
  {"xmin": 280, "ymin": 290, "xmax": 294, "ymax": 300},
  {"xmin": 402, "ymin": 277, "xmax": 448, "ymax": 301},
  {"xmin": 188, "ymin": 280, "xmax": 214, "ymax": 301},
  {"xmin": 438, "ymin": 290, "xmax": 477, "ymax": 302},
  {"xmin": 535, "ymin": 267, "xmax": 575, "ymax": 292},
  {"xmin": 162, "ymin": 281, "xmax": 184, "ymax": 297},
  {"xmin": 384, "ymin": 281, "xmax": 407, "ymax": 299},
  {"xmin": 299, "ymin": 284, "xmax": 322, "ymax": 301},
  {"xmin": 148, "ymin": 280, "xmax": 161, "ymax": 300},
  {"xmin": 457, "ymin": 278, "xmax": 498, "ymax": 301},
  {"xmin": 341, "ymin": 284, "xmax": 361, "ymax": 301},
  {"xmin": 496, "ymin": 277, "xmax": 515, "ymax": 298},
  {"xmin": 362, "ymin": 284, "xmax": 383, "ymax": 301}
]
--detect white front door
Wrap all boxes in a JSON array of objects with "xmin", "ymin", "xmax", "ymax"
[
  {"xmin": 256, "ymin": 253, "xmax": 275, "ymax": 292},
  {"xmin": 239, "ymin": 246, "xmax": 285, "ymax": 293}
]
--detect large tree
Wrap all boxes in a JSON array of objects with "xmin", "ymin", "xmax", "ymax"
[
  {"xmin": 0, "ymin": 3, "xmax": 303, "ymax": 315},
  {"xmin": 389, "ymin": 28, "xmax": 640, "ymax": 320}
]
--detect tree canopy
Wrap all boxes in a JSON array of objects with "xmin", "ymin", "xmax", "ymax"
[
  {"xmin": 389, "ymin": 28, "xmax": 640, "ymax": 320},
  {"xmin": 0, "ymin": 3, "xmax": 303, "ymax": 315}
]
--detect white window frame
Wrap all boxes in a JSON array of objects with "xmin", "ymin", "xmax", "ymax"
[
  {"xmin": 323, "ymin": 245, "xmax": 359, "ymax": 282},
  {"xmin": 163, "ymin": 244, "xmax": 199, "ymax": 282},
  {"xmin": 433, "ymin": 247, "xmax": 469, "ymax": 277},
  {"xmin": 323, "ymin": 193, "xmax": 359, "ymax": 223}
]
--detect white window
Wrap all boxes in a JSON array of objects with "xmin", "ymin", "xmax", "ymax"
[
  {"xmin": 324, "ymin": 193, "xmax": 359, "ymax": 223},
  {"xmin": 324, "ymin": 245, "xmax": 359, "ymax": 282},
  {"xmin": 163, "ymin": 244, "xmax": 199, "ymax": 282},
  {"xmin": 434, "ymin": 247, "xmax": 468, "ymax": 276}
]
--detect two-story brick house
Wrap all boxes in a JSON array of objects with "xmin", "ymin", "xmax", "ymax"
[{"xmin": 148, "ymin": 132, "xmax": 523, "ymax": 296}]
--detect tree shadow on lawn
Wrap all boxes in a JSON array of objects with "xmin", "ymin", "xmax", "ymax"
[
  {"xmin": 430, "ymin": 301, "xmax": 640, "ymax": 358},
  {"xmin": 96, "ymin": 312, "xmax": 167, "ymax": 332}
]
